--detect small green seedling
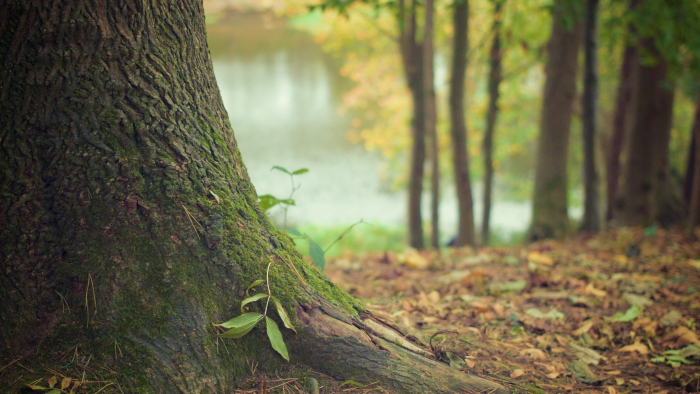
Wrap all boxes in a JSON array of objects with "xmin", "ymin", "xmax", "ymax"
[{"xmin": 214, "ymin": 261, "xmax": 295, "ymax": 361}]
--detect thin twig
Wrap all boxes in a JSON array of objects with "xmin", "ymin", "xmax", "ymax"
[
  {"xmin": 324, "ymin": 219, "xmax": 367, "ymax": 253},
  {"xmin": 0, "ymin": 357, "xmax": 22, "ymax": 373},
  {"xmin": 180, "ymin": 203, "xmax": 203, "ymax": 239}
]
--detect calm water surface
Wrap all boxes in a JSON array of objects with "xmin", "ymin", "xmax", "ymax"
[{"xmin": 206, "ymin": 13, "xmax": 535, "ymax": 240}]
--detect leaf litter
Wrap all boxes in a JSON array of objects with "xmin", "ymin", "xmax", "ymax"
[{"xmin": 325, "ymin": 228, "xmax": 700, "ymax": 393}]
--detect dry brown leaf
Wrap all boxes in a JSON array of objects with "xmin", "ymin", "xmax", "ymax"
[
  {"xmin": 61, "ymin": 377, "xmax": 71, "ymax": 390},
  {"xmin": 585, "ymin": 282, "xmax": 607, "ymax": 298},
  {"xmin": 574, "ymin": 320, "xmax": 594, "ymax": 336},
  {"xmin": 605, "ymin": 370, "xmax": 622, "ymax": 375},
  {"xmin": 629, "ymin": 379, "xmax": 640, "ymax": 386},
  {"xmin": 546, "ymin": 371, "xmax": 560, "ymax": 379},
  {"xmin": 47, "ymin": 375, "xmax": 57, "ymax": 388},
  {"xmin": 527, "ymin": 252, "xmax": 554, "ymax": 266},
  {"xmin": 607, "ymin": 386, "xmax": 619, "ymax": 394},
  {"xmin": 510, "ymin": 369, "xmax": 525, "ymax": 379},
  {"xmin": 520, "ymin": 348, "xmax": 547, "ymax": 359},
  {"xmin": 427, "ymin": 290, "xmax": 440, "ymax": 303},
  {"xmin": 397, "ymin": 249, "xmax": 428, "ymax": 269},
  {"xmin": 665, "ymin": 326, "xmax": 700, "ymax": 346},
  {"xmin": 615, "ymin": 378, "xmax": 625, "ymax": 385},
  {"xmin": 619, "ymin": 342, "xmax": 649, "ymax": 355}
]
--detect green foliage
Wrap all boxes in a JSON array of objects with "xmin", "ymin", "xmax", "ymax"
[
  {"xmin": 215, "ymin": 274, "xmax": 295, "ymax": 361},
  {"xmin": 651, "ymin": 344, "xmax": 700, "ymax": 367}
]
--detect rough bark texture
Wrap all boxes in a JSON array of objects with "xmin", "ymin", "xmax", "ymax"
[
  {"xmin": 449, "ymin": 0, "xmax": 476, "ymax": 247},
  {"xmin": 616, "ymin": 38, "xmax": 676, "ymax": 227},
  {"xmin": 606, "ymin": 43, "xmax": 636, "ymax": 222},
  {"xmin": 481, "ymin": 0, "xmax": 504, "ymax": 246},
  {"xmin": 580, "ymin": 0, "xmax": 600, "ymax": 233},
  {"xmin": 400, "ymin": 0, "xmax": 426, "ymax": 250},
  {"xmin": 530, "ymin": 2, "xmax": 582, "ymax": 241},
  {"xmin": 0, "ymin": 1, "xmax": 508, "ymax": 393},
  {"xmin": 424, "ymin": 0, "xmax": 439, "ymax": 249},
  {"xmin": 606, "ymin": 0, "xmax": 638, "ymax": 222},
  {"xmin": 689, "ymin": 93, "xmax": 700, "ymax": 227}
]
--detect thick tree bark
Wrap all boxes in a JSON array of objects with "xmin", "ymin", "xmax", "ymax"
[
  {"xmin": 580, "ymin": 0, "xmax": 600, "ymax": 233},
  {"xmin": 606, "ymin": 44, "xmax": 636, "ymax": 222},
  {"xmin": 0, "ymin": 1, "xmax": 508, "ymax": 393},
  {"xmin": 689, "ymin": 93, "xmax": 700, "ymax": 227},
  {"xmin": 400, "ymin": 0, "xmax": 427, "ymax": 250},
  {"xmin": 616, "ymin": 38, "xmax": 676, "ymax": 227},
  {"xmin": 449, "ymin": 0, "xmax": 476, "ymax": 247},
  {"xmin": 424, "ymin": 0, "xmax": 439, "ymax": 249},
  {"xmin": 686, "ymin": 130, "xmax": 696, "ymax": 206},
  {"xmin": 481, "ymin": 0, "xmax": 504, "ymax": 246},
  {"xmin": 529, "ymin": 1, "xmax": 582, "ymax": 241}
]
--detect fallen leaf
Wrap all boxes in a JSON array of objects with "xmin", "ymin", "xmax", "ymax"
[
  {"xmin": 574, "ymin": 320, "xmax": 594, "ymax": 336},
  {"xmin": 546, "ymin": 371, "xmax": 560, "ymax": 379},
  {"xmin": 510, "ymin": 369, "xmax": 525, "ymax": 378},
  {"xmin": 520, "ymin": 348, "xmax": 547, "ymax": 359},
  {"xmin": 605, "ymin": 370, "xmax": 622, "ymax": 375},
  {"xmin": 616, "ymin": 378, "xmax": 625, "ymax": 385},
  {"xmin": 659, "ymin": 310, "xmax": 682, "ymax": 327},
  {"xmin": 567, "ymin": 343, "xmax": 607, "ymax": 365},
  {"xmin": 585, "ymin": 282, "xmax": 607, "ymax": 298},
  {"xmin": 47, "ymin": 376, "xmax": 57, "ymax": 388},
  {"xmin": 397, "ymin": 249, "xmax": 428, "ymax": 269},
  {"xmin": 607, "ymin": 387, "xmax": 619, "ymax": 394},
  {"xmin": 527, "ymin": 252, "xmax": 554, "ymax": 266},
  {"xmin": 665, "ymin": 326, "xmax": 700, "ymax": 346},
  {"xmin": 619, "ymin": 342, "xmax": 649, "ymax": 355}
]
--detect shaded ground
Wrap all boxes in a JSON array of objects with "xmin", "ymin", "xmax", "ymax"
[{"xmin": 323, "ymin": 227, "xmax": 700, "ymax": 393}]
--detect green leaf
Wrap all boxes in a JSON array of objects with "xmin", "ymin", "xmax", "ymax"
[
  {"xmin": 651, "ymin": 356, "xmax": 666, "ymax": 363},
  {"xmin": 339, "ymin": 380, "xmax": 366, "ymax": 388},
  {"xmin": 46, "ymin": 391, "xmax": 61, "ymax": 394},
  {"xmin": 266, "ymin": 316, "xmax": 289, "ymax": 361},
  {"xmin": 241, "ymin": 293, "xmax": 267, "ymax": 312},
  {"xmin": 292, "ymin": 168, "xmax": 309, "ymax": 175},
  {"xmin": 271, "ymin": 166, "xmax": 291, "ymax": 175},
  {"xmin": 220, "ymin": 313, "xmax": 263, "ymax": 338},
  {"xmin": 612, "ymin": 305, "xmax": 640, "ymax": 322},
  {"xmin": 258, "ymin": 194, "xmax": 279, "ymax": 211},
  {"xmin": 246, "ymin": 279, "xmax": 264, "ymax": 297},
  {"xmin": 308, "ymin": 238, "xmax": 325, "ymax": 270},
  {"xmin": 216, "ymin": 312, "xmax": 263, "ymax": 329},
  {"xmin": 271, "ymin": 296, "xmax": 296, "ymax": 333},
  {"xmin": 287, "ymin": 227, "xmax": 302, "ymax": 237}
]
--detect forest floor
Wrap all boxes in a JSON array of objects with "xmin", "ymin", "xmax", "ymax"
[{"xmin": 319, "ymin": 227, "xmax": 700, "ymax": 394}]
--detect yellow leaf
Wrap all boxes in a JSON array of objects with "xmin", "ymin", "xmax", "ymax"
[
  {"xmin": 613, "ymin": 255, "xmax": 628, "ymax": 264},
  {"xmin": 619, "ymin": 342, "xmax": 649, "ymax": 355},
  {"xmin": 47, "ymin": 375, "xmax": 57, "ymax": 388},
  {"xmin": 527, "ymin": 252, "xmax": 554, "ymax": 266},
  {"xmin": 510, "ymin": 369, "xmax": 525, "ymax": 378},
  {"xmin": 585, "ymin": 283, "xmax": 607, "ymax": 298},
  {"xmin": 61, "ymin": 377, "xmax": 71, "ymax": 390},
  {"xmin": 520, "ymin": 348, "xmax": 547, "ymax": 359},
  {"xmin": 665, "ymin": 326, "xmax": 700, "ymax": 346},
  {"xmin": 607, "ymin": 386, "xmax": 619, "ymax": 394},
  {"xmin": 546, "ymin": 371, "xmax": 560, "ymax": 379},
  {"xmin": 616, "ymin": 378, "xmax": 625, "ymax": 385},
  {"xmin": 397, "ymin": 249, "xmax": 428, "ymax": 269}
]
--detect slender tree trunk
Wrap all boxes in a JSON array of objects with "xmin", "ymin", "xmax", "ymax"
[
  {"xmin": 689, "ymin": 93, "xmax": 700, "ymax": 227},
  {"xmin": 530, "ymin": 1, "xmax": 583, "ymax": 241},
  {"xmin": 0, "ymin": 2, "xmax": 509, "ymax": 393},
  {"xmin": 606, "ymin": 0, "xmax": 638, "ymax": 223},
  {"xmin": 424, "ymin": 0, "xmax": 439, "ymax": 249},
  {"xmin": 481, "ymin": 0, "xmax": 504, "ymax": 245},
  {"xmin": 400, "ymin": 0, "xmax": 427, "ymax": 249},
  {"xmin": 606, "ymin": 44, "xmax": 636, "ymax": 222},
  {"xmin": 685, "ymin": 131, "xmax": 696, "ymax": 206},
  {"xmin": 580, "ymin": 0, "xmax": 600, "ymax": 232},
  {"xmin": 449, "ymin": 0, "xmax": 476, "ymax": 247},
  {"xmin": 616, "ymin": 38, "xmax": 676, "ymax": 227}
]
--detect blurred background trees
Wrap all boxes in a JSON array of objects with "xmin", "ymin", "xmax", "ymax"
[{"xmin": 203, "ymin": 0, "xmax": 700, "ymax": 250}]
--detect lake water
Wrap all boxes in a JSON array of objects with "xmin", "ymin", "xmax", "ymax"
[{"xmin": 206, "ymin": 12, "xmax": 538, "ymax": 242}]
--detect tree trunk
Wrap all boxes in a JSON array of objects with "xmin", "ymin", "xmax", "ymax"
[
  {"xmin": 529, "ymin": 1, "xmax": 582, "ymax": 241},
  {"xmin": 606, "ymin": 43, "xmax": 636, "ymax": 222},
  {"xmin": 481, "ymin": 0, "xmax": 504, "ymax": 246},
  {"xmin": 449, "ymin": 0, "xmax": 476, "ymax": 247},
  {"xmin": 606, "ymin": 0, "xmax": 638, "ymax": 223},
  {"xmin": 580, "ymin": 0, "xmax": 600, "ymax": 233},
  {"xmin": 685, "ymin": 131, "xmax": 696, "ymax": 206},
  {"xmin": 424, "ymin": 0, "xmax": 439, "ymax": 249},
  {"xmin": 400, "ymin": 0, "xmax": 427, "ymax": 250},
  {"xmin": 0, "ymin": 2, "xmax": 508, "ymax": 393},
  {"xmin": 616, "ymin": 38, "xmax": 676, "ymax": 227},
  {"xmin": 689, "ymin": 93, "xmax": 700, "ymax": 227}
]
